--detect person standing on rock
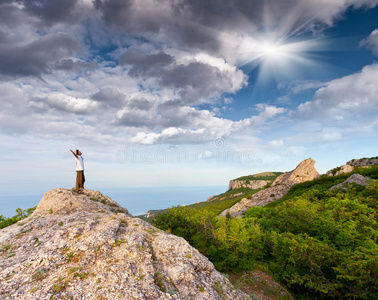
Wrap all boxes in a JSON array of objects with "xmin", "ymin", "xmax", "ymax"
[{"xmin": 70, "ymin": 149, "xmax": 85, "ymax": 194}]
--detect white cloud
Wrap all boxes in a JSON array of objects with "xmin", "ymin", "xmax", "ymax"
[
  {"xmin": 44, "ymin": 94, "xmax": 99, "ymax": 114},
  {"xmin": 284, "ymin": 146, "xmax": 307, "ymax": 156},
  {"xmin": 267, "ymin": 139, "xmax": 284, "ymax": 148},
  {"xmin": 360, "ymin": 29, "xmax": 378, "ymax": 55},
  {"xmin": 296, "ymin": 63, "xmax": 378, "ymax": 125}
]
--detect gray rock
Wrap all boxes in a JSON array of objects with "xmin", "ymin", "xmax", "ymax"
[
  {"xmin": 329, "ymin": 174, "xmax": 371, "ymax": 190},
  {"xmin": 0, "ymin": 188, "xmax": 249, "ymax": 300}
]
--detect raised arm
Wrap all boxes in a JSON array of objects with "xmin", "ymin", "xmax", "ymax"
[{"xmin": 70, "ymin": 149, "xmax": 78, "ymax": 158}]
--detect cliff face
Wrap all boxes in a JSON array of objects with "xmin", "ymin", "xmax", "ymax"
[
  {"xmin": 0, "ymin": 189, "xmax": 248, "ymax": 300},
  {"xmin": 228, "ymin": 179, "xmax": 269, "ymax": 191},
  {"xmin": 220, "ymin": 158, "xmax": 319, "ymax": 218}
]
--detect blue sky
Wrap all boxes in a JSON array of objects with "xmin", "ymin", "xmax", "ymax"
[{"xmin": 0, "ymin": 0, "xmax": 378, "ymax": 196}]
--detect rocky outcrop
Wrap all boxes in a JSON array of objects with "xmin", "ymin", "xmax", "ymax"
[
  {"xmin": 346, "ymin": 157, "xmax": 378, "ymax": 167},
  {"xmin": 272, "ymin": 158, "xmax": 319, "ymax": 186},
  {"xmin": 329, "ymin": 174, "xmax": 371, "ymax": 190},
  {"xmin": 228, "ymin": 180, "xmax": 270, "ymax": 191},
  {"xmin": 326, "ymin": 164, "xmax": 354, "ymax": 176},
  {"xmin": 220, "ymin": 158, "xmax": 319, "ymax": 218},
  {"xmin": 0, "ymin": 189, "xmax": 248, "ymax": 300}
]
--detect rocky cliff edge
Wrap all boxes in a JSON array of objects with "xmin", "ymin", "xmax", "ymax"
[{"xmin": 0, "ymin": 189, "xmax": 248, "ymax": 300}]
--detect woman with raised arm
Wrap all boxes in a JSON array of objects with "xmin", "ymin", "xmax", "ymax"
[{"xmin": 70, "ymin": 149, "xmax": 85, "ymax": 194}]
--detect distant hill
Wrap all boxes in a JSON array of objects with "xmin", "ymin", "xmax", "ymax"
[{"xmin": 139, "ymin": 171, "xmax": 283, "ymax": 221}]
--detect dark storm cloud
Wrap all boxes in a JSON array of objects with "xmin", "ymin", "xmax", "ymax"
[
  {"xmin": 55, "ymin": 59, "xmax": 97, "ymax": 73},
  {"xmin": 95, "ymin": 0, "xmax": 221, "ymax": 52},
  {"xmin": 120, "ymin": 48, "xmax": 243, "ymax": 105},
  {"xmin": 119, "ymin": 49, "xmax": 174, "ymax": 77},
  {"xmin": 21, "ymin": 0, "xmax": 79, "ymax": 26},
  {"xmin": 92, "ymin": 87, "xmax": 126, "ymax": 107},
  {"xmin": 128, "ymin": 97, "xmax": 154, "ymax": 110},
  {"xmin": 0, "ymin": 33, "xmax": 80, "ymax": 79},
  {"xmin": 92, "ymin": 87, "xmax": 154, "ymax": 110}
]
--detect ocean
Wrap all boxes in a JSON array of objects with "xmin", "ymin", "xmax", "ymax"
[{"xmin": 0, "ymin": 186, "xmax": 226, "ymax": 218}]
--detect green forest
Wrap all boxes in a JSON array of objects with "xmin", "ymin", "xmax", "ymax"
[{"xmin": 153, "ymin": 166, "xmax": 378, "ymax": 299}]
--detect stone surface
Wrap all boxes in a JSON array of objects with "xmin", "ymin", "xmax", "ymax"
[
  {"xmin": 228, "ymin": 180, "xmax": 270, "ymax": 191},
  {"xmin": 329, "ymin": 174, "xmax": 371, "ymax": 190},
  {"xmin": 326, "ymin": 164, "xmax": 355, "ymax": 176},
  {"xmin": 0, "ymin": 189, "xmax": 249, "ymax": 300},
  {"xmin": 346, "ymin": 157, "xmax": 378, "ymax": 167},
  {"xmin": 220, "ymin": 158, "xmax": 319, "ymax": 218},
  {"xmin": 272, "ymin": 158, "xmax": 319, "ymax": 186}
]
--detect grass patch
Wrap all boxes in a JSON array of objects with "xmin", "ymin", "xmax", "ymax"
[
  {"xmin": 68, "ymin": 267, "xmax": 81, "ymax": 273},
  {"xmin": 29, "ymin": 287, "xmax": 39, "ymax": 294},
  {"xmin": 6, "ymin": 251, "xmax": 15, "ymax": 258},
  {"xmin": 74, "ymin": 272, "xmax": 89, "ymax": 279},
  {"xmin": 32, "ymin": 269, "xmax": 48, "ymax": 281},
  {"xmin": 66, "ymin": 252, "xmax": 75, "ymax": 263}
]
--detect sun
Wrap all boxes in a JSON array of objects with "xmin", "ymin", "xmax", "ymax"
[
  {"xmin": 260, "ymin": 41, "xmax": 285, "ymax": 59},
  {"xmin": 234, "ymin": 32, "xmax": 321, "ymax": 86}
]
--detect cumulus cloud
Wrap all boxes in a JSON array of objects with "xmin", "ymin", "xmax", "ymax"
[
  {"xmin": 40, "ymin": 94, "xmax": 99, "ymax": 114},
  {"xmin": 130, "ymin": 103, "xmax": 286, "ymax": 145},
  {"xmin": 94, "ymin": 0, "xmax": 378, "ymax": 56},
  {"xmin": 360, "ymin": 29, "xmax": 378, "ymax": 55},
  {"xmin": 0, "ymin": 0, "xmax": 377, "ymax": 149},
  {"xmin": 296, "ymin": 63, "xmax": 378, "ymax": 125},
  {"xmin": 0, "ymin": 33, "xmax": 80, "ymax": 79},
  {"xmin": 21, "ymin": 0, "xmax": 80, "ymax": 25},
  {"xmin": 120, "ymin": 48, "xmax": 247, "ymax": 105}
]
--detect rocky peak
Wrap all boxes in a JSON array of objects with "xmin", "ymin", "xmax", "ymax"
[
  {"xmin": 32, "ymin": 188, "xmax": 131, "ymax": 217},
  {"xmin": 272, "ymin": 158, "xmax": 319, "ymax": 186},
  {"xmin": 0, "ymin": 189, "xmax": 248, "ymax": 299},
  {"xmin": 220, "ymin": 158, "xmax": 319, "ymax": 218}
]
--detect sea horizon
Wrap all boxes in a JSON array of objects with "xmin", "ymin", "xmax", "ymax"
[{"xmin": 0, "ymin": 185, "xmax": 227, "ymax": 218}]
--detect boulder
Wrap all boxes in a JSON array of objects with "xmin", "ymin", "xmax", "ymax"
[
  {"xmin": 329, "ymin": 174, "xmax": 371, "ymax": 190},
  {"xmin": 0, "ymin": 188, "xmax": 248, "ymax": 300}
]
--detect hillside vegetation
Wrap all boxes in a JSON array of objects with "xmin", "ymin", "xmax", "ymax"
[
  {"xmin": 140, "ymin": 172, "xmax": 282, "ymax": 222},
  {"xmin": 0, "ymin": 207, "xmax": 36, "ymax": 229},
  {"xmin": 153, "ymin": 166, "xmax": 378, "ymax": 299}
]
